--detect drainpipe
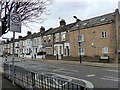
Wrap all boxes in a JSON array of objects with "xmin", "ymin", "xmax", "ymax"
[{"xmin": 115, "ymin": 9, "xmax": 119, "ymax": 63}]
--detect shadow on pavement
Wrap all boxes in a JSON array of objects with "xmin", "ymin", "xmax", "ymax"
[{"xmin": 2, "ymin": 76, "xmax": 23, "ymax": 90}]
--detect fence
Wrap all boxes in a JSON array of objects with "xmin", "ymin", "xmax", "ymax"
[{"xmin": 3, "ymin": 63, "xmax": 90, "ymax": 90}]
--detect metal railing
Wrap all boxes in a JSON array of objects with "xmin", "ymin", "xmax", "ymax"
[{"xmin": 3, "ymin": 63, "xmax": 90, "ymax": 90}]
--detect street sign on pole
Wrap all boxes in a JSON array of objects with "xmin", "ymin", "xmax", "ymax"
[{"xmin": 10, "ymin": 13, "xmax": 21, "ymax": 33}]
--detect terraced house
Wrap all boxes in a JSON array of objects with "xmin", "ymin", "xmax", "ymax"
[
  {"xmin": 69, "ymin": 9, "xmax": 120, "ymax": 62},
  {"xmin": 43, "ymin": 19, "xmax": 76, "ymax": 60},
  {"xmin": 42, "ymin": 27, "xmax": 54, "ymax": 56},
  {"xmin": 53, "ymin": 19, "xmax": 76, "ymax": 59},
  {"xmin": 0, "ymin": 9, "xmax": 119, "ymax": 62}
]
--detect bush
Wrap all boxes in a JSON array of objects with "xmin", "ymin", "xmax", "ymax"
[{"xmin": 37, "ymin": 52, "xmax": 46, "ymax": 55}]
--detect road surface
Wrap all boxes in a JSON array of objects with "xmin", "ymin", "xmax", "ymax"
[{"xmin": 4, "ymin": 58, "xmax": 118, "ymax": 89}]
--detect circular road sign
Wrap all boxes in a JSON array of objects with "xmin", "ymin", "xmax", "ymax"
[{"xmin": 11, "ymin": 13, "xmax": 21, "ymax": 23}]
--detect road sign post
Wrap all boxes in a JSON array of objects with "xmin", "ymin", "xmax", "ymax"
[
  {"xmin": 10, "ymin": 12, "xmax": 21, "ymax": 85},
  {"xmin": 10, "ymin": 13, "xmax": 21, "ymax": 33}
]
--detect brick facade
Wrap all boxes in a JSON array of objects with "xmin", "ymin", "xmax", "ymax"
[{"xmin": 70, "ymin": 24, "xmax": 116, "ymax": 58}]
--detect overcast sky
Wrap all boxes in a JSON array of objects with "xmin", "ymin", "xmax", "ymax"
[{"xmin": 0, "ymin": 0, "xmax": 119, "ymax": 39}]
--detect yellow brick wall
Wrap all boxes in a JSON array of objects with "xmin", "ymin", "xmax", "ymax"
[{"xmin": 69, "ymin": 23, "xmax": 116, "ymax": 58}]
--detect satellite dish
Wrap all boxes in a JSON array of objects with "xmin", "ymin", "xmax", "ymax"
[{"xmin": 118, "ymin": 1, "xmax": 120, "ymax": 13}]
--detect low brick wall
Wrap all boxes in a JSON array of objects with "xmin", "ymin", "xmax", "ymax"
[{"xmin": 45, "ymin": 55, "xmax": 115, "ymax": 63}]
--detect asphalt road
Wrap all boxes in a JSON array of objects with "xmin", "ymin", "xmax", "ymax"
[
  {"xmin": 1, "ymin": 57, "xmax": 119, "ymax": 89},
  {"xmin": 10, "ymin": 60, "xmax": 119, "ymax": 88}
]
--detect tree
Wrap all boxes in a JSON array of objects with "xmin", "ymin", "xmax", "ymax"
[{"xmin": 0, "ymin": 0, "xmax": 53, "ymax": 36}]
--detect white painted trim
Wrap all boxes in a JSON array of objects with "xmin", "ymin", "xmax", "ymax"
[
  {"xmin": 54, "ymin": 44, "xmax": 63, "ymax": 47},
  {"xmin": 46, "ymin": 47, "xmax": 51, "ymax": 49},
  {"xmin": 64, "ymin": 43, "xmax": 70, "ymax": 49},
  {"xmin": 43, "ymin": 36, "xmax": 46, "ymax": 38},
  {"xmin": 61, "ymin": 31, "xmax": 66, "ymax": 34},
  {"xmin": 47, "ymin": 35, "xmax": 51, "ymax": 37}
]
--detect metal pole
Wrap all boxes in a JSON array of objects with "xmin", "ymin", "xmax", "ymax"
[
  {"xmin": 12, "ymin": 2, "xmax": 17, "ymax": 85},
  {"xmin": 12, "ymin": 31, "xmax": 15, "ymax": 84},
  {"xmin": 78, "ymin": 34, "xmax": 82, "ymax": 63},
  {"xmin": 0, "ymin": 2, "xmax": 1, "ymax": 36},
  {"xmin": 80, "ymin": 52, "xmax": 82, "ymax": 63}
]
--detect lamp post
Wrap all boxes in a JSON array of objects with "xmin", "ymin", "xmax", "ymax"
[
  {"xmin": 73, "ymin": 16, "xmax": 82, "ymax": 63},
  {"xmin": 78, "ymin": 34, "xmax": 82, "ymax": 63}
]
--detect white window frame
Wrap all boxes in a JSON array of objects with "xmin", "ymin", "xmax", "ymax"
[
  {"xmin": 78, "ymin": 48, "xmax": 84, "ymax": 55},
  {"xmin": 47, "ymin": 35, "xmax": 51, "ymax": 42},
  {"xmin": 78, "ymin": 34, "xmax": 84, "ymax": 42},
  {"xmin": 102, "ymin": 47, "xmax": 108, "ymax": 53},
  {"xmin": 101, "ymin": 31, "xmax": 107, "ymax": 38},
  {"xmin": 55, "ymin": 33, "xmax": 60, "ymax": 42},
  {"xmin": 61, "ymin": 32, "xmax": 66, "ymax": 41}
]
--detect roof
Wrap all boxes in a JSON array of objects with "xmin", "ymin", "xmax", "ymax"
[
  {"xmin": 53, "ymin": 23, "xmax": 76, "ymax": 34},
  {"xmin": 70, "ymin": 12, "xmax": 114, "ymax": 31},
  {"xmin": 42, "ymin": 27, "xmax": 58, "ymax": 36},
  {"xmin": 35, "ymin": 30, "xmax": 46, "ymax": 37},
  {"xmin": 42, "ymin": 22, "xmax": 76, "ymax": 36}
]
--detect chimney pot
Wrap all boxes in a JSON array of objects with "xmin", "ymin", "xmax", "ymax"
[{"xmin": 60, "ymin": 19, "xmax": 66, "ymax": 26}]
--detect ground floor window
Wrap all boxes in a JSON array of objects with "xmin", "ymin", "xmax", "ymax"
[
  {"xmin": 102, "ymin": 47, "xmax": 108, "ymax": 53},
  {"xmin": 78, "ymin": 48, "xmax": 84, "ymax": 55}
]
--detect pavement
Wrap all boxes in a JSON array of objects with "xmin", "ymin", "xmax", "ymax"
[
  {"xmin": 1, "ymin": 76, "xmax": 23, "ymax": 90},
  {"xmin": 2, "ymin": 56, "xmax": 119, "ymax": 68},
  {"xmin": 0, "ymin": 57, "xmax": 23, "ymax": 90}
]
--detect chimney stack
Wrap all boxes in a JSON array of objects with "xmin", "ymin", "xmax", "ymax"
[
  {"xmin": 60, "ymin": 19, "xmax": 66, "ymax": 26},
  {"xmin": 40, "ymin": 26, "xmax": 45, "ymax": 32},
  {"xmin": 18, "ymin": 36, "xmax": 22, "ymax": 39},
  {"xmin": 27, "ymin": 31, "xmax": 32, "ymax": 35}
]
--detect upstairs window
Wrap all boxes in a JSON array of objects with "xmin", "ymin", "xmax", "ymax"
[
  {"xmin": 78, "ymin": 34, "xmax": 84, "ymax": 42},
  {"xmin": 101, "ymin": 31, "xmax": 107, "ymax": 38},
  {"xmin": 44, "ymin": 39, "xmax": 46, "ymax": 43},
  {"xmin": 78, "ymin": 48, "xmax": 84, "ymax": 55},
  {"xmin": 47, "ymin": 35, "xmax": 51, "ymax": 42},
  {"xmin": 61, "ymin": 32, "xmax": 66, "ymax": 41},
  {"xmin": 37, "ymin": 38, "xmax": 39, "ymax": 45},
  {"xmin": 43, "ymin": 36, "xmax": 46, "ymax": 43},
  {"xmin": 55, "ymin": 33, "xmax": 60, "ymax": 42}
]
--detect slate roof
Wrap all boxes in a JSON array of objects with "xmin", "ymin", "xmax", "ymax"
[
  {"xmin": 70, "ymin": 12, "xmax": 115, "ymax": 31},
  {"xmin": 53, "ymin": 23, "xmax": 76, "ymax": 34},
  {"xmin": 42, "ymin": 22, "xmax": 76, "ymax": 36},
  {"xmin": 7, "ymin": 11, "xmax": 115, "ymax": 42},
  {"xmin": 35, "ymin": 30, "xmax": 46, "ymax": 37},
  {"xmin": 42, "ymin": 27, "xmax": 58, "ymax": 36}
]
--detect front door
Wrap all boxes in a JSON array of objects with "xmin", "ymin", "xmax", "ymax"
[{"xmin": 66, "ymin": 46, "xmax": 69, "ymax": 56}]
